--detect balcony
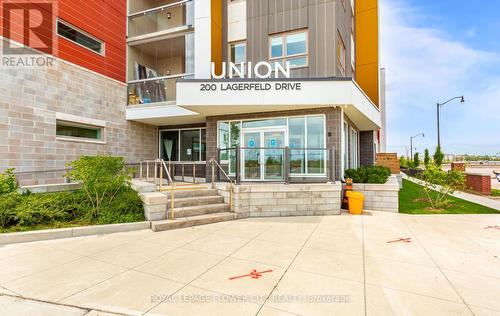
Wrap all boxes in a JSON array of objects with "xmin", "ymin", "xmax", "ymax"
[
  {"xmin": 128, "ymin": 0, "xmax": 194, "ymax": 41},
  {"xmin": 127, "ymin": 35, "xmax": 194, "ymax": 106}
]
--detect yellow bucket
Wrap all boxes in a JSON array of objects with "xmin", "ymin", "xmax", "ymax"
[{"xmin": 346, "ymin": 191, "xmax": 364, "ymax": 215}]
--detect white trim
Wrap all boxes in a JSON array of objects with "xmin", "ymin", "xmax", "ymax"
[
  {"xmin": 55, "ymin": 112, "xmax": 106, "ymax": 127},
  {"xmin": 340, "ymin": 108, "xmax": 346, "ymax": 178}
]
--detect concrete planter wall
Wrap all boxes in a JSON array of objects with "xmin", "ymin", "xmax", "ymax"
[
  {"xmin": 352, "ymin": 176, "xmax": 400, "ymax": 212},
  {"xmin": 216, "ymin": 183, "xmax": 342, "ymax": 217}
]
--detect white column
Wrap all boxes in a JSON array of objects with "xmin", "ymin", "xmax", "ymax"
[{"xmin": 194, "ymin": 0, "xmax": 212, "ymax": 79}]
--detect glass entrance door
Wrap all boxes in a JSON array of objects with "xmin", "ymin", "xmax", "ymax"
[
  {"xmin": 242, "ymin": 129, "xmax": 285, "ymax": 181},
  {"xmin": 263, "ymin": 130, "xmax": 285, "ymax": 180},
  {"xmin": 243, "ymin": 131, "xmax": 261, "ymax": 180}
]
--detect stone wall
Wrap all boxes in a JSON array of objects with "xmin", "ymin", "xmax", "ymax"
[
  {"xmin": 216, "ymin": 183, "xmax": 342, "ymax": 217},
  {"xmin": 1, "ymin": 57, "xmax": 158, "ymax": 184},
  {"xmin": 352, "ymin": 176, "xmax": 400, "ymax": 212},
  {"xmin": 360, "ymin": 131, "xmax": 375, "ymax": 166}
]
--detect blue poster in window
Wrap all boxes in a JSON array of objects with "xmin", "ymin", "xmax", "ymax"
[
  {"xmin": 270, "ymin": 138, "xmax": 277, "ymax": 147},
  {"xmin": 248, "ymin": 139, "xmax": 255, "ymax": 147}
]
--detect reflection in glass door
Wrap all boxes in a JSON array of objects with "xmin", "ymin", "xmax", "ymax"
[
  {"xmin": 243, "ymin": 131, "xmax": 261, "ymax": 180},
  {"xmin": 264, "ymin": 131, "xmax": 285, "ymax": 180}
]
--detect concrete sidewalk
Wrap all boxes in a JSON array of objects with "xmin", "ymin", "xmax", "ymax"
[
  {"xmin": 1, "ymin": 212, "xmax": 499, "ymax": 315},
  {"xmin": 404, "ymin": 174, "xmax": 500, "ymax": 210}
]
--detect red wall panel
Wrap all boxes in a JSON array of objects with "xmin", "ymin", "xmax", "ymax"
[{"xmin": 1, "ymin": 0, "xmax": 126, "ymax": 82}]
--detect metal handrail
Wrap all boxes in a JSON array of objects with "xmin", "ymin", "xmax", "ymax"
[
  {"xmin": 127, "ymin": 73, "xmax": 193, "ymax": 85},
  {"xmin": 210, "ymin": 159, "xmax": 235, "ymax": 213},
  {"xmin": 128, "ymin": 0, "xmax": 192, "ymax": 19}
]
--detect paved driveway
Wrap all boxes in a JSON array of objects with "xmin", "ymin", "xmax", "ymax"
[{"xmin": 1, "ymin": 211, "xmax": 500, "ymax": 316}]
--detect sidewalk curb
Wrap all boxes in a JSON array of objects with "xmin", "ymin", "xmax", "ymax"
[{"xmin": 0, "ymin": 221, "xmax": 151, "ymax": 245}]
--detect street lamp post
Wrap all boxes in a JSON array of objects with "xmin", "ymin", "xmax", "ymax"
[
  {"xmin": 437, "ymin": 96, "xmax": 465, "ymax": 148},
  {"xmin": 410, "ymin": 133, "xmax": 425, "ymax": 159}
]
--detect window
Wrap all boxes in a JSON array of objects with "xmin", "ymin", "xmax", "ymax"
[
  {"xmin": 56, "ymin": 121, "xmax": 103, "ymax": 141},
  {"xmin": 57, "ymin": 20, "xmax": 104, "ymax": 55},
  {"xmin": 344, "ymin": 122, "xmax": 349, "ymax": 170},
  {"xmin": 350, "ymin": 129, "xmax": 359, "ymax": 168},
  {"xmin": 269, "ymin": 30, "xmax": 308, "ymax": 69},
  {"xmin": 229, "ymin": 41, "xmax": 246, "ymax": 64},
  {"xmin": 160, "ymin": 128, "xmax": 206, "ymax": 162},
  {"xmin": 336, "ymin": 32, "xmax": 346, "ymax": 76}
]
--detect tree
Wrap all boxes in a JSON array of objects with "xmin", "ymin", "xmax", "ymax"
[
  {"xmin": 66, "ymin": 156, "xmax": 131, "ymax": 218},
  {"xmin": 418, "ymin": 165, "xmax": 465, "ymax": 209},
  {"xmin": 433, "ymin": 146, "xmax": 444, "ymax": 167},
  {"xmin": 399, "ymin": 156, "xmax": 409, "ymax": 168},
  {"xmin": 413, "ymin": 152, "xmax": 420, "ymax": 168},
  {"xmin": 424, "ymin": 149, "xmax": 431, "ymax": 167}
]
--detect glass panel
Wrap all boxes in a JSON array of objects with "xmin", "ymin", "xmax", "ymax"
[
  {"xmin": 185, "ymin": 32, "xmax": 195, "ymax": 74},
  {"xmin": 56, "ymin": 122, "xmax": 101, "ymax": 140},
  {"xmin": 289, "ymin": 117, "xmax": 306, "ymax": 174},
  {"xmin": 229, "ymin": 122, "xmax": 241, "ymax": 174},
  {"xmin": 57, "ymin": 21, "xmax": 102, "ymax": 54},
  {"xmin": 270, "ymin": 36, "xmax": 283, "ymax": 58},
  {"xmin": 242, "ymin": 118, "xmax": 286, "ymax": 128},
  {"xmin": 180, "ymin": 130, "xmax": 200, "ymax": 161},
  {"xmin": 287, "ymin": 56, "xmax": 307, "ymax": 68},
  {"xmin": 160, "ymin": 130, "xmax": 179, "ymax": 161},
  {"xmin": 218, "ymin": 122, "xmax": 230, "ymax": 160},
  {"xmin": 243, "ymin": 132, "xmax": 261, "ymax": 180},
  {"xmin": 200, "ymin": 129, "xmax": 206, "ymax": 161},
  {"xmin": 230, "ymin": 42, "xmax": 246, "ymax": 64},
  {"xmin": 264, "ymin": 131, "xmax": 285, "ymax": 180},
  {"xmin": 128, "ymin": 76, "xmax": 184, "ymax": 105},
  {"xmin": 286, "ymin": 32, "xmax": 307, "ymax": 55},
  {"xmin": 344, "ymin": 123, "xmax": 349, "ymax": 170},
  {"xmin": 128, "ymin": 0, "xmax": 194, "ymax": 38},
  {"xmin": 307, "ymin": 116, "xmax": 325, "ymax": 174}
]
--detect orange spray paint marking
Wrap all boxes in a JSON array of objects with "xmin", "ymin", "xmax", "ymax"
[
  {"xmin": 484, "ymin": 226, "xmax": 500, "ymax": 230},
  {"xmin": 387, "ymin": 238, "xmax": 412, "ymax": 243},
  {"xmin": 228, "ymin": 269, "xmax": 273, "ymax": 280}
]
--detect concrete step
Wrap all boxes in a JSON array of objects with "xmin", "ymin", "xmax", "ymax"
[
  {"xmin": 151, "ymin": 212, "xmax": 237, "ymax": 232},
  {"xmin": 169, "ymin": 195, "xmax": 224, "ymax": 208},
  {"xmin": 169, "ymin": 203, "xmax": 229, "ymax": 218},
  {"xmin": 161, "ymin": 188, "xmax": 219, "ymax": 199}
]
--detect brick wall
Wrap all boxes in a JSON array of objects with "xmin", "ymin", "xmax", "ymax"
[
  {"xmin": 1, "ymin": 58, "xmax": 157, "ymax": 183},
  {"xmin": 465, "ymin": 173, "xmax": 491, "ymax": 195},
  {"xmin": 205, "ymin": 107, "xmax": 342, "ymax": 181},
  {"xmin": 360, "ymin": 131, "xmax": 375, "ymax": 166}
]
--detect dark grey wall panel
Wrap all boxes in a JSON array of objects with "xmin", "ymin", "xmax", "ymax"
[{"xmin": 243, "ymin": 0, "xmax": 352, "ymax": 79}]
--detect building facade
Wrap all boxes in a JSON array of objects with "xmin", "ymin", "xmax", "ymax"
[{"xmin": 1, "ymin": 0, "xmax": 381, "ymax": 184}]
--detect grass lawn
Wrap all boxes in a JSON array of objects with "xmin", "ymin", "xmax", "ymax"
[
  {"xmin": 399, "ymin": 179, "xmax": 500, "ymax": 214},
  {"xmin": 492, "ymin": 188, "xmax": 500, "ymax": 197}
]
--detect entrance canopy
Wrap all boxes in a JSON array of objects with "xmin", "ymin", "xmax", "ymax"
[{"xmin": 176, "ymin": 77, "xmax": 381, "ymax": 130}]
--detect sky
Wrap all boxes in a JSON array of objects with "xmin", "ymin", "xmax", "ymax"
[{"xmin": 380, "ymin": 0, "xmax": 500, "ymax": 156}]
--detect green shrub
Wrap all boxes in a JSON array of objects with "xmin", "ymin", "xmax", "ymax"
[
  {"xmin": 413, "ymin": 152, "xmax": 420, "ymax": 168},
  {"xmin": 66, "ymin": 156, "xmax": 131, "ymax": 217},
  {"xmin": 0, "ymin": 192, "xmax": 21, "ymax": 228},
  {"xmin": 424, "ymin": 149, "xmax": 431, "ymax": 167},
  {"xmin": 433, "ymin": 146, "xmax": 444, "ymax": 167},
  {"xmin": 399, "ymin": 156, "xmax": 409, "ymax": 168},
  {"xmin": 0, "ymin": 168, "xmax": 18, "ymax": 195},
  {"xmin": 345, "ymin": 166, "xmax": 391, "ymax": 184},
  {"xmin": 13, "ymin": 191, "xmax": 88, "ymax": 227},
  {"xmin": 418, "ymin": 164, "xmax": 465, "ymax": 209},
  {"xmin": 96, "ymin": 187, "xmax": 144, "ymax": 224}
]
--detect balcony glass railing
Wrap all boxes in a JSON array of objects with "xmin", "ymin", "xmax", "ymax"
[
  {"xmin": 128, "ymin": 0, "xmax": 194, "ymax": 38},
  {"xmin": 127, "ymin": 73, "xmax": 193, "ymax": 106}
]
